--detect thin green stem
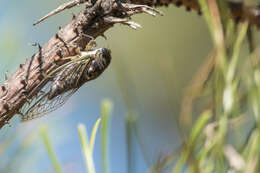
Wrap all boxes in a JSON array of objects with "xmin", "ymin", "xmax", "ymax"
[
  {"xmin": 78, "ymin": 124, "xmax": 96, "ymax": 173},
  {"xmin": 90, "ymin": 118, "xmax": 102, "ymax": 154},
  {"xmin": 101, "ymin": 99, "xmax": 113, "ymax": 173},
  {"xmin": 39, "ymin": 126, "xmax": 63, "ymax": 173},
  {"xmin": 227, "ymin": 21, "xmax": 249, "ymax": 82}
]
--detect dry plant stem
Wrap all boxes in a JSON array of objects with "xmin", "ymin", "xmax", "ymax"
[
  {"xmin": 0, "ymin": 0, "xmax": 161, "ymax": 128},
  {"xmin": 179, "ymin": 50, "xmax": 216, "ymax": 134}
]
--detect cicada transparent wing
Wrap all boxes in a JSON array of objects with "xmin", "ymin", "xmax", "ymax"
[
  {"xmin": 20, "ymin": 58, "xmax": 90, "ymax": 121},
  {"xmin": 20, "ymin": 48, "xmax": 111, "ymax": 121},
  {"xmin": 21, "ymin": 88, "xmax": 78, "ymax": 121}
]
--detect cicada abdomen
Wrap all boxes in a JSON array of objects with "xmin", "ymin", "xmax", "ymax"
[{"xmin": 20, "ymin": 48, "xmax": 111, "ymax": 121}]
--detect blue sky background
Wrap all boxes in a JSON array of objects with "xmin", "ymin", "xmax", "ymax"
[{"xmin": 0, "ymin": 1, "xmax": 213, "ymax": 172}]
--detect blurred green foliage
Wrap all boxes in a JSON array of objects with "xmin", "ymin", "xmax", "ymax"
[{"xmin": 1, "ymin": 0, "xmax": 260, "ymax": 173}]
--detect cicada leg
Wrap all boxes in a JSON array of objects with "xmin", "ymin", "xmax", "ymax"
[
  {"xmin": 85, "ymin": 39, "xmax": 97, "ymax": 51},
  {"xmin": 78, "ymin": 33, "xmax": 97, "ymax": 51}
]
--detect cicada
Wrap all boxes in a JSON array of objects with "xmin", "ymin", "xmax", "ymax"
[{"xmin": 20, "ymin": 47, "xmax": 111, "ymax": 121}]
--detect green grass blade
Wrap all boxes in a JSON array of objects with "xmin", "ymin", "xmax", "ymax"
[
  {"xmin": 198, "ymin": 0, "xmax": 214, "ymax": 37},
  {"xmin": 78, "ymin": 124, "xmax": 96, "ymax": 173},
  {"xmin": 90, "ymin": 118, "xmax": 102, "ymax": 154},
  {"xmin": 172, "ymin": 110, "xmax": 211, "ymax": 173},
  {"xmin": 126, "ymin": 113, "xmax": 137, "ymax": 173},
  {"xmin": 189, "ymin": 110, "xmax": 211, "ymax": 144},
  {"xmin": 227, "ymin": 21, "xmax": 249, "ymax": 82},
  {"xmin": 198, "ymin": 0, "xmax": 227, "ymax": 73},
  {"xmin": 39, "ymin": 125, "xmax": 63, "ymax": 173},
  {"xmin": 100, "ymin": 99, "xmax": 113, "ymax": 173}
]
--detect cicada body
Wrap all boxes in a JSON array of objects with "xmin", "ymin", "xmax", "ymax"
[
  {"xmin": 48, "ymin": 48, "xmax": 111, "ymax": 99},
  {"xmin": 20, "ymin": 48, "xmax": 111, "ymax": 121}
]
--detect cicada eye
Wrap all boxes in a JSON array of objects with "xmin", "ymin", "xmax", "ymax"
[{"xmin": 100, "ymin": 48, "xmax": 111, "ymax": 64}]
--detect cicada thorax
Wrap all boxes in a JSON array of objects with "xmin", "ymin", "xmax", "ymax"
[{"xmin": 48, "ymin": 48, "xmax": 111, "ymax": 99}]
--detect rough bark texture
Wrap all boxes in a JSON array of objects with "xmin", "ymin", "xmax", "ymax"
[{"xmin": 0, "ymin": 0, "xmax": 259, "ymax": 128}]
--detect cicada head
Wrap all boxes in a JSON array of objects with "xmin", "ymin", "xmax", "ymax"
[
  {"xmin": 87, "ymin": 48, "xmax": 111, "ymax": 78},
  {"xmin": 98, "ymin": 48, "xmax": 112, "ymax": 66}
]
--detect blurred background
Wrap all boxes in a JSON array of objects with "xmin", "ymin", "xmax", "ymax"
[{"xmin": 0, "ymin": 0, "xmax": 216, "ymax": 172}]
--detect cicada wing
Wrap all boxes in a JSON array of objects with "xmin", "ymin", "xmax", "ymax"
[
  {"xmin": 20, "ymin": 59, "xmax": 89, "ymax": 121},
  {"xmin": 57, "ymin": 59, "xmax": 89, "ymax": 86},
  {"xmin": 20, "ymin": 53, "xmax": 92, "ymax": 121},
  {"xmin": 21, "ymin": 88, "xmax": 78, "ymax": 122}
]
